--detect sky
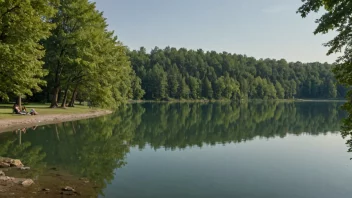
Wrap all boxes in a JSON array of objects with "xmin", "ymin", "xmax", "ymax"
[{"xmin": 93, "ymin": 0, "xmax": 339, "ymax": 63}]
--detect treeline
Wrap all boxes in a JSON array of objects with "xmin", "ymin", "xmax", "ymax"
[
  {"xmin": 129, "ymin": 47, "xmax": 347, "ymax": 100},
  {"xmin": 0, "ymin": 0, "xmax": 142, "ymax": 108},
  {"xmin": 1, "ymin": 1, "xmax": 348, "ymax": 107}
]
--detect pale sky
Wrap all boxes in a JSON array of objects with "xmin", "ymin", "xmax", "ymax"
[{"xmin": 93, "ymin": 0, "xmax": 339, "ymax": 63}]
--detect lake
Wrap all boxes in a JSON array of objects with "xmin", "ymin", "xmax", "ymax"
[{"xmin": 0, "ymin": 101, "xmax": 351, "ymax": 198}]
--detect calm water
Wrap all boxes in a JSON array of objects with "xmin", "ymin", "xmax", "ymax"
[{"xmin": 0, "ymin": 102, "xmax": 351, "ymax": 198}]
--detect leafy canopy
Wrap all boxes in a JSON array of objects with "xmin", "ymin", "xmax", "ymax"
[
  {"xmin": 0, "ymin": 0, "xmax": 58, "ymax": 100},
  {"xmin": 297, "ymin": 0, "xmax": 352, "ymax": 133}
]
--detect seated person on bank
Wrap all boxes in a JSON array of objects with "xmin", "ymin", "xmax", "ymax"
[
  {"xmin": 29, "ymin": 108, "xmax": 38, "ymax": 115},
  {"xmin": 22, "ymin": 106, "xmax": 28, "ymax": 114},
  {"xmin": 13, "ymin": 104, "xmax": 26, "ymax": 115}
]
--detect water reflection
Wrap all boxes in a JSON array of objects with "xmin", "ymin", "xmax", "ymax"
[
  {"xmin": 0, "ymin": 101, "xmax": 346, "ymax": 196},
  {"xmin": 132, "ymin": 102, "xmax": 345, "ymax": 149}
]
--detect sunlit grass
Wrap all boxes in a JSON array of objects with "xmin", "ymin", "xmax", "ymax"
[{"xmin": 0, "ymin": 103, "xmax": 98, "ymax": 119}]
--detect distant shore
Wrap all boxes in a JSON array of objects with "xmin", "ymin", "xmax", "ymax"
[
  {"xmin": 293, "ymin": 99, "xmax": 347, "ymax": 102},
  {"xmin": 129, "ymin": 98, "xmax": 347, "ymax": 103},
  {"xmin": 0, "ymin": 109, "xmax": 112, "ymax": 133}
]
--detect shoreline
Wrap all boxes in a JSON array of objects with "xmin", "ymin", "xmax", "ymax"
[
  {"xmin": 0, "ymin": 110, "xmax": 112, "ymax": 133},
  {"xmin": 129, "ymin": 98, "xmax": 347, "ymax": 103},
  {"xmin": 0, "ymin": 99, "xmax": 346, "ymax": 133}
]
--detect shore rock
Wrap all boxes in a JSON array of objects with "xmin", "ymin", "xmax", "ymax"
[
  {"xmin": 0, "ymin": 157, "xmax": 23, "ymax": 167},
  {"xmin": 0, "ymin": 176, "xmax": 15, "ymax": 182},
  {"xmin": 0, "ymin": 176, "xmax": 34, "ymax": 187},
  {"xmin": 21, "ymin": 179, "xmax": 34, "ymax": 187},
  {"xmin": 0, "ymin": 170, "xmax": 4, "ymax": 176},
  {"xmin": 0, "ymin": 162, "xmax": 10, "ymax": 168},
  {"xmin": 11, "ymin": 159, "xmax": 23, "ymax": 167},
  {"xmin": 62, "ymin": 186, "xmax": 75, "ymax": 192}
]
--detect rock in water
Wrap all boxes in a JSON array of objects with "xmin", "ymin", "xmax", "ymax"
[
  {"xmin": 0, "ymin": 176, "xmax": 14, "ymax": 181},
  {"xmin": 0, "ymin": 171, "xmax": 5, "ymax": 176},
  {"xmin": 19, "ymin": 167, "xmax": 30, "ymax": 170},
  {"xmin": 0, "ymin": 162, "xmax": 10, "ymax": 168},
  {"xmin": 62, "ymin": 186, "xmax": 75, "ymax": 192},
  {"xmin": 21, "ymin": 179, "xmax": 34, "ymax": 187}
]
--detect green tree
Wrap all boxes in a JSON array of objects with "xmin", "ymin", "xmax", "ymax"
[
  {"xmin": 223, "ymin": 73, "xmax": 240, "ymax": 99},
  {"xmin": 275, "ymin": 82, "xmax": 285, "ymax": 99},
  {"xmin": 145, "ymin": 64, "xmax": 168, "ymax": 100},
  {"xmin": 44, "ymin": 0, "xmax": 131, "ymax": 108},
  {"xmin": 214, "ymin": 77, "xmax": 226, "ymax": 99},
  {"xmin": 297, "ymin": 0, "xmax": 352, "ymax": 132},
  {"xmin": 188, "ymin": 76, "xmax": 201, "ymax": 99},
  {"xmin": 130, "ymin": 72, "xmax": 145, "ymax": 100},
  {"xmin": 327, "ymin": 80, "xmax": 337, "ymax": 98},
  {"xmin": 0, "ymin": 0, "xmax": 57, "ymax": 105},
  {"xmin": 178, "ymin": 77, "xmax": 190, "ymax": 99},
  {"xmin": 128, "ymin": 46, "xmax": 346, "ymax": 101},
  {"xmin": 202, "ymin": 77, "xmax": 213, "ymax": 99},
  {"xmin": 167, "ymin": 64, "xmax": 180, "ymax": 98}
]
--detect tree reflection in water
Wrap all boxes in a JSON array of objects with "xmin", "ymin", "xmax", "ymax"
[{"xmin": 0, "ymin": 101, "xmax": 346, "ymax": 196}]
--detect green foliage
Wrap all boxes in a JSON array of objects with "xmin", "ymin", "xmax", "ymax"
[
  {"xmin": 144, "ymin": 64, "xmax": 168, "ymax": 100},
  {"xmin": 129, "ymin": 47, "xmax": 345, "ymax": 100},
  {"xmin": 43, "ymin": 0, "xmax": 132, "ymax": 108},
  {"xmin": 0, "ymin": 0, "xmax": 347, "ymax": 106},
  {"xmin": 167, "ymin": 64, "xmax": 180, "ymax": 98},
  {"xmin": 188, "ymin": 76, "xmax": 201, "ymax": 99},
  {"xmin": 275, "ymin": 82, "xmax": 285, "ymax": 99},
  {"xmin": 178, "ymin": 77, "xmax": 190, "ymax": 99},
  {"xmin": 130, "ymin": 72, "xmax": 145, "ymax": 100},
  {"xmin": 297, "ymin": 0, "xmax": 352, "ymax": 136},
  {"xmin": 0, "ymin": 0, "xmax": 57, "ymax": 100},
  {"xmin": 202, "ymin": 77, "xmax": 213, "ymax": 99}
]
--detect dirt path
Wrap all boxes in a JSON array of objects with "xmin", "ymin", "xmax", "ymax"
[{"xmin": 0, "ymin": 110, "xmax": 112, "ymax": 133}]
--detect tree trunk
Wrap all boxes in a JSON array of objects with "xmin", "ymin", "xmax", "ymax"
[
  {"xmin": 69, "ymin": 86, "xmax": 78, "ymax": 107},
  {"xmin": 61, "ymin": 87, "xmax": 69, "ymax": 108},
  {"xmin": 17, "ymin": 96, "xmax": 22, "ymax": 110},
  {"xmin": 50, "ymin": 86, "xmax": 60, "ymax": 108}
]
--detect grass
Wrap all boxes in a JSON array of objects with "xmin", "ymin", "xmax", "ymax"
[{"xmin": 0, "ymin": 103, "xmax": 97, "ymax": 119}]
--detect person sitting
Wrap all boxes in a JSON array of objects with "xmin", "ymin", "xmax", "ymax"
[
  {"xmin": 22, "ymin": 106, "xmax": 28, "ymax": 114},
  {"xmin": 13, "ymin": 105, "xmax": 26, "ymax": 115},
  {"xmin": 29, "ymin": 108, "xmax": 38, "ymax": 115},
  {"xmin": 12, "ymin": 103, "xmax": 17, "ymax": 114}
]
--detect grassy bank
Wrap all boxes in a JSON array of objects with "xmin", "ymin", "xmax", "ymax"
[{"xmin": 0, "ymin": 103, "xmax": 96, "ymax": 119}]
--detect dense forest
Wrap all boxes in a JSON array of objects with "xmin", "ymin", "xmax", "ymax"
[
  {"xmin": 0, "ymin": 0, "xmax": 348, "ymax": 108},
  {"xmin": 129, "ymin": 47, "xmax": 347, "ymax": 101}
]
